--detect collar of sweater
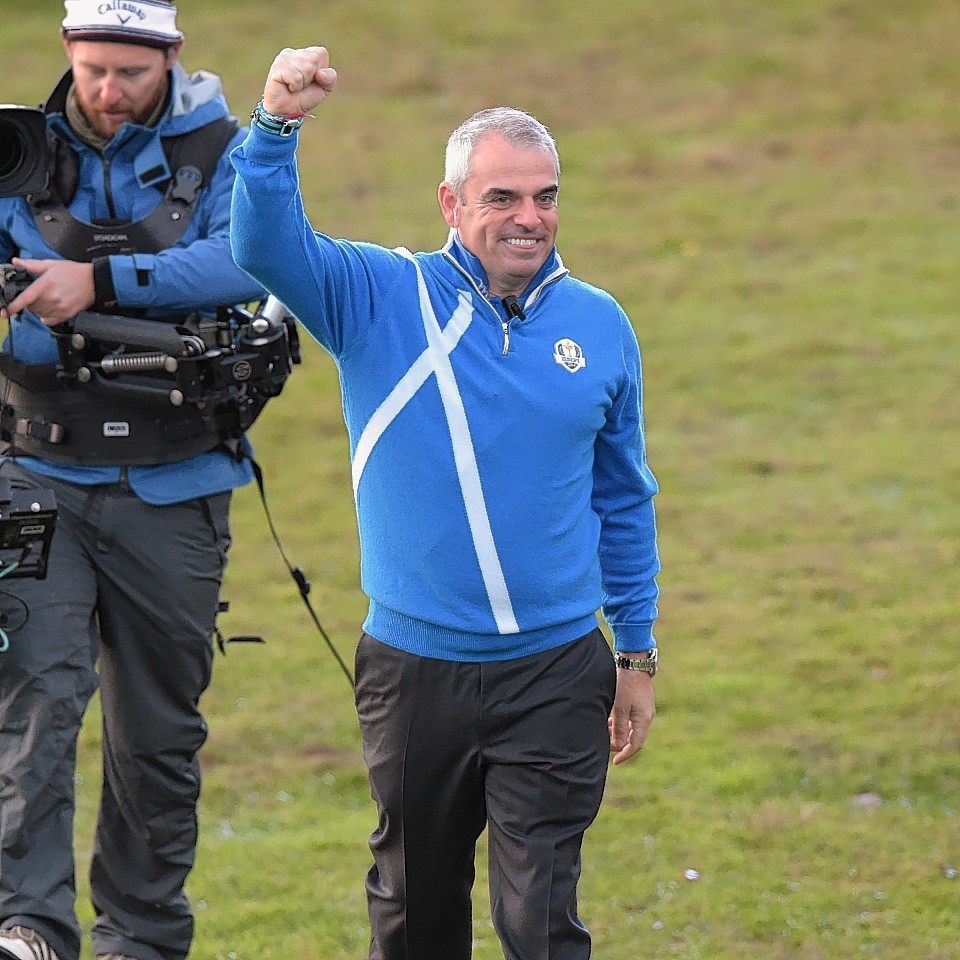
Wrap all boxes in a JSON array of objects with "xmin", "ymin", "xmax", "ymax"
[{"xmin": 443, "ymin": 230, "xmax": 561, "ymax": 306}]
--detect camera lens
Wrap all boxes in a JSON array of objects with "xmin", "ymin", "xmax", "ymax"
[
  {"xmin": 0, "ymin": 107, "xmax": 49, "ymax": 197},
  {"xmin": 0, "ymin": 119, "xmax": 27, "ymax": 180}
]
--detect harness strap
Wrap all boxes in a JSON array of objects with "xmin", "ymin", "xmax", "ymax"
[{"xmin": 29, "ymin": 116, "xmax": 240, "ymax": 261}]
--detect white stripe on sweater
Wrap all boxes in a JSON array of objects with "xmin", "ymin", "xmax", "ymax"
[{"xmin": 351, "ymin": 251, "xmax": 519, "ymax": 634}]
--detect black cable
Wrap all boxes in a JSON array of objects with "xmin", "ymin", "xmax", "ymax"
[
  {"xmin": 248, "ymin": 457, "xmax": 355, "ymax": 689},
  {"xmin": 0, "ymin": 583, "xmax": 30, "ymax": 652}
]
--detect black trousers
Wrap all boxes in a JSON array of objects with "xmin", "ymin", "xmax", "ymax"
[{"xmin": 354, "ymin": 628, "xmax": 617, "ymax": 960}]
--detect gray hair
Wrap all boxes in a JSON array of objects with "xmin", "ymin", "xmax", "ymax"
[{"xmin": 443, "ymin": 107, "xmax": 560, "ymax": 195}]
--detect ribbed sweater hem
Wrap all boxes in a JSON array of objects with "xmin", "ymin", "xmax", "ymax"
[{"xmin": 363, "ymin": 602, "xmax": 600, "ymax": 663}]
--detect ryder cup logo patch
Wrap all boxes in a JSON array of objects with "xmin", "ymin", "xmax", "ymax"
[{"xmin": 553, "ymin": 338, "xmax": 586, "ymax": 373}]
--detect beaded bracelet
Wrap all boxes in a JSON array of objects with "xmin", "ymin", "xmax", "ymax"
[{"xmin": 250, "ymin": 100, "xmax": 305, "ymax": 137}]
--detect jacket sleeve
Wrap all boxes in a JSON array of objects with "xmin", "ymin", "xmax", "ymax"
[
  {"xmin": 0, "ymin": 200, "xmax": 19, "ymax": 264},
  {"xmin": 592, "ymin": 309, "xmax": 661, "ymax": 652},
  {"xmin": 229, "ymin": 124, "xmax": 407, "ymax": 359},
  {"xmin": 98, "ymin": 127, "xmax": 265, "ymax": 313}
]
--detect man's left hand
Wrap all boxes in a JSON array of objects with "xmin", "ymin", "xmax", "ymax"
[{"xmin": 608, "ymin": 668, "xmax": 656, "ymax": 765}]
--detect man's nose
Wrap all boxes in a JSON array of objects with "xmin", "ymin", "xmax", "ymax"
[
  {"xmin": 513, "ymin": 197, "xmax": 541, "ymax": 228},
  {"xmin": 97, "ymin": 76, "xmax": 125, "ymax": 105}
]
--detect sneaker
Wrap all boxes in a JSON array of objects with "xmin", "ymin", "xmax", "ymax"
[{"xmin": 0, "ymin": 926, "xmax": 60, "ymax": 960}]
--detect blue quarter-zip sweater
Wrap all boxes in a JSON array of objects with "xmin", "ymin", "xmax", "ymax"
[{"xmin": 231, "ymin": 125, "xmax": 660, "ymax": 660}]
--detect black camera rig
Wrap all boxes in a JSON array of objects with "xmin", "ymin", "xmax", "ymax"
[
  {"xmin": 0, "ymin": 113, "xmax": 350, "ymax": 682},
  {"xmin": 0, "ymin": 264, "xmax": 300, "ymax": 578},
  {"xmin": 62, "ymin": 296, "xmax": 300, "ymax": 417},
  {"xmin": 1, "ymin": 263, "xmax": 301, "ymax": 456},
  {"xmin": 3, "ymin": 262, "xmax": 300, "ymax": 411}
]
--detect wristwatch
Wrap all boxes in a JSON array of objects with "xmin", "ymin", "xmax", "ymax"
[{"xmin": 614, "ymin": 648, "xmax": 658, "ymax": 676}]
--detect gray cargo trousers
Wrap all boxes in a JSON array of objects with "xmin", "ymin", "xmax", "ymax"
[{"xmin": 0, "ymin": 461, "xmax": 231, "ymax": 960}]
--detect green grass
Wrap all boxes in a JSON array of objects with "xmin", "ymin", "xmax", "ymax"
[{"xmin": 6, "ymin": 0, "xmax": 960, "ymax": 957}]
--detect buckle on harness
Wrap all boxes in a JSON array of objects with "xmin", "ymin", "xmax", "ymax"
[
  {"xmin": 167, "ymin": 165, "xmax": 203, "ymax": 205},
  {"xmin": 15, "ymin": 417, "xmax": 65, "ymax": 444}
]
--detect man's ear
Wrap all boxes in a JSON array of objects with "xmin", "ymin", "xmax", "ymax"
[
  {"xmin": 438, "ymin": 182, "xmax": 460, "ymax": 229},
  {"xmin": 166, "ymin": 38, "xmax": 185, "ymax": 67}
]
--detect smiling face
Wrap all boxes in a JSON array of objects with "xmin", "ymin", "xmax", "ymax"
[
  {"xmin": 438, "ymin": 132, "xmax": 559, "ymax": 298},
  {"xmin": 62, "ymin": 38, "xmax": 181, "ymax": 140}
]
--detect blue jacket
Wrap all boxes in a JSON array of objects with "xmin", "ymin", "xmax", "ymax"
[
  {"xmin": 0, "ymin": 64, "xmax": 263, "ymax": 504},
  {"xmin": 231, "ymin": 125, "xmax": 660, "ymax": 660}
]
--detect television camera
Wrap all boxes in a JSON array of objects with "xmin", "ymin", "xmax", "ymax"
[{"xmin": 0, "ymin": 108, "xmax": 341, "ymax": 685}]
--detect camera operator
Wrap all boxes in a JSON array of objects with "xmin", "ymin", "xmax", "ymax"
[{"xmin": 0, "ymin": 4, "xmax": 265, "ymax": 960}]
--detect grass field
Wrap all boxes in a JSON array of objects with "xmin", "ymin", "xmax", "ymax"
[{"xmin": 4, "ymin": 0, "xmax": 959, "ymax": 957}]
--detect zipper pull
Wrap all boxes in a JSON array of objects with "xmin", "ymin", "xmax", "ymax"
[{"xmin": 501, "ymin": 321, "xmax": 510, "ymax": 355}]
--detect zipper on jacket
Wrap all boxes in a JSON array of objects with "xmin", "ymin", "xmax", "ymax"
[
  {"xmin": 102, "ymin": 156, "xmax": 117, "ymax": 219},
  {"xmin": 440, "ymin": 250, "xmax": 557, "ymax": 358},
  {"xmin": 499, "ymin": 294, "xmax": 525, "ymax": 356}
]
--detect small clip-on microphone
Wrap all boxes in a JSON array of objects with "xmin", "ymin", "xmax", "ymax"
[{"xmin": 502, "ymin": 295, "xmax": 526, "ymax": 320}]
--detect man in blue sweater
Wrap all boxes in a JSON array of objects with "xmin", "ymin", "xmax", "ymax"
[
  {"xmin": 231, "ymin": 45, "xmax": 661, "ymax": 960},
  {"xmin": 0, "ymin": 4, "xmax": 265, "ymax": 960}
]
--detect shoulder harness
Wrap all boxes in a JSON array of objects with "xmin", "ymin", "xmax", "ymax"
[{"xmin": 28, "ymin": 114, "xmax": 240, "ymax": 261}]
